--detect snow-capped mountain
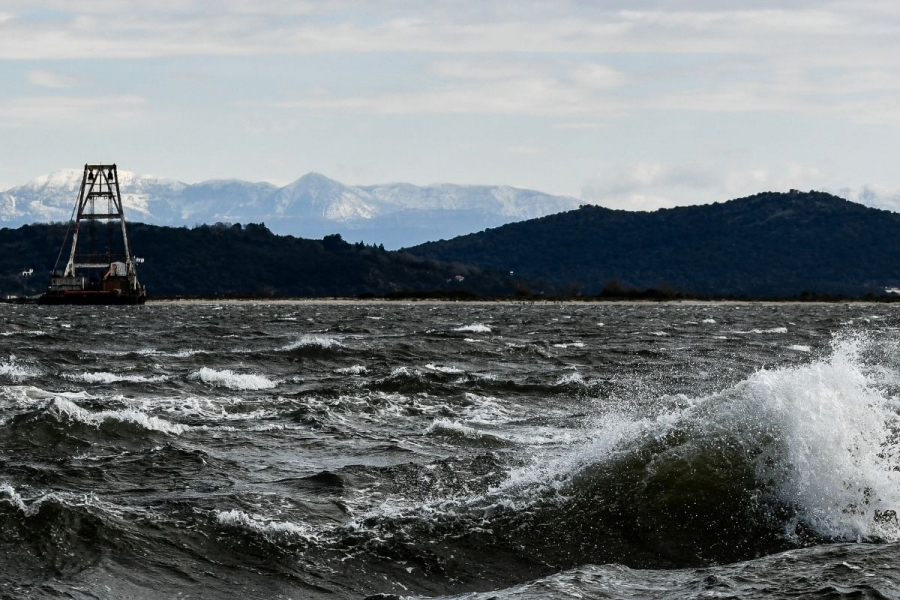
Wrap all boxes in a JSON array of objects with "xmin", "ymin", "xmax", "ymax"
[
  {"xmin": 0, "ymin": 170, "xmax": 581, "ymax": 248},
  {"xmin": 0, "ymin": 168, "xmax": 187, "ymax": 225}
]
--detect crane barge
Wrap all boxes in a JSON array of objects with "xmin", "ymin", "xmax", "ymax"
[{"xmin": 38, "ymin": 164, "xmax": 147, "ymax": 305}]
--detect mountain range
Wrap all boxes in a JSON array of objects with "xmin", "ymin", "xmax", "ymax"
[
  {"xmin": 3, "ymin": 189, "xmax": 900, "ymax": 298},
  {"xmin": 407, "ymin": 190, "xmax": 900, "ymax": 297},
  {"xmin": 0, "ymin": 169, "xmax": 580, "ymax": 248}
]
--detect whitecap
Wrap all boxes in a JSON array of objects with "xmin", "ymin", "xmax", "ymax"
[
  {"xmin": 0, "ymin": 357, "xmax": 40, "ymax": 382},
  {"xmin": 453, "ymin": 324, "xmax": 492, "ymax": 333},
  {"xmin": 732, "ymin": 327, "xmax": 788, "ymax": 334},
  {"xmin": 424, "ymin": 363, "xmax": 465, "ymax": 374},
  {"xmin": 0, "ymin": 330, "xmax": 46, "ymax": 337},
  {"xmin": 281, "ymin": 335, "xmax": 343, "ymax": 351},
  {"xmin": 215, "ymin": 509, "xmax": 318, "ymax": 540},
  {"xmin": 188, "ymin": 367, "xmax": 276, "ymax": 390},
  {"xmin": 0, "ymin": 483, "xmax": 27, "ymax": 512},
  {"xmin": 64, "ymin": 372, "xmax": 169, "ymax": 384},
  {"xmin": 48, "ymin": 397, "xmax": 187, "ymax": 435},
  {"xmin": 425, "ymin": 418, "xmax": 488, "ymax": 440},
  {"xmin": 555, "ymin": 372, "xmax": 590, "ymax": 387}
]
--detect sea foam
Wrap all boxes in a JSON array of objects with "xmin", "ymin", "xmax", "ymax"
[
  {"xmin": 0, "ymin": 357, "xmax": 40, "ymax": 382},
  {"xmin": 454, "ymin": 324, "xmax": 492, "ymax": 333},
  {"xmin": 215, "ymin": 509, "xmax": 319, "ymax": 541},
  {"xmin": 281, "ymin": 335, "xmax": 343, "ymax": 351},
  {"xmin": 189, "ymin": 367, "xmax": 276, "ymax": 390},
  {"xmin": 48, "ymin": 397, "xmax": 187, "ymax": 435},
  {"xmin": 424, "ymin": 363, "xmax": 465, "ymax": 374},
  {"xmin": 65, "ymin": 372, "xmax": 169, "ymax": 384}
]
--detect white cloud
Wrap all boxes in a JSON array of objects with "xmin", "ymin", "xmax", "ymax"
[
  {"xmin": 506, "ymin": 146, "xmax": 541, "ymax": 155},
  {"xmin": 267, "ymin": 57, "xmax": 628, "ymax": 117},
  {"xmin": 1, "ymin": 1, "xmax": 899, "ymax": 197},
  {"xmin": 271, "ymin": 77, "xmax": 626, "ymax": 117},
  {"xmin": 0, "ymin": 2, "xmax": 897, "ymax": 123},
  {"xmin": 833, "ymin": 184, "xmax": 900, "ymax": 213},
  {"xmin": 581, "ymin": 162, "xmax": 827, "ymax": 211},
  {"xmin": 431, "ymin": 59, "xmax": 536, "ymax": 81},
  {"xmin": 27, "ymin": 70, "xmax": 81, "ymax": 89},
  {"xmin": 0, "ymin": 96, "xmax": 146, "ymax": 127},
  {"xmin": 570, "ymin": 64, "xmax": 628, "ymax": 90},
  {"xmin": 0, "ymin": 2, "xmax": 893, "ymax": 60}
]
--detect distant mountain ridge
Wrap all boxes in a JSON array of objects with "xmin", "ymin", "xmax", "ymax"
[
  {"xmin": 407, "ymin": 190, "xmax": 900, "ymax": 297},
  {"xmin": 0, "ymin": 170, "xmax": 581, "ymax": 248}
]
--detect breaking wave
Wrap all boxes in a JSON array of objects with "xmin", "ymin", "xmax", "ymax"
[
  {"xmin": 732, "ymin": 326, "xmax": 789, "ymax": 334},
  {"xmin": 45, "ymin": 397, "xmax": 187, "ymax": 435},
  {"xmin": 424, "ymin": 363, "xmax": 465, "ymax": 374},
  {"xmin": 454, "ymin": 323, "xmax": 492, "ymax": 333},
  {"xmin": 189, "ymin": 367, "xmax": 277, "ymax": 390},
  {"xmin": 281, "ymin": 335, "xmax": 343, "ymax": 351},
  {"xmin": 65, "ymin": 371, "xmax": 169, "ymax": 384},
  {"xmin": 339, "ymin": 333, "xmax": 900, "ymax": 570},
  {"xmin": 334, "ymin": 365, "xmax": 367, "ymax": 375},
  {"xmin": 425, "ymin": 418, "xmax": 509, "ymax": 447},
  {"xmin": 215, "ymin": 509, "xmax": 319, "ymax": 542},
  {"xmin": 0, "ymin": 357, "xmax": 40, "ymax": 382},
  {"xmin": 0, "ymin": 484, "xmax": 148, "ymax": 576},
  {"xmin": 486, "ymin": 333, "xmax": 900, "ymax": 562}
]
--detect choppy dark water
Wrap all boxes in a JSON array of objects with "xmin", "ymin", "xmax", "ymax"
[{"xmin": 2, "ymin": 301, "xmax": 900, "ymax": 599}]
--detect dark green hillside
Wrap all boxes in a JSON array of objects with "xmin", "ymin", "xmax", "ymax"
[
  {"xmin": 407, "ymin": 191, "xmax": 900, "ymax": 297},
  {"xmin": 0, "ymin": 222, "xmax": 514, "ymax": 298}
]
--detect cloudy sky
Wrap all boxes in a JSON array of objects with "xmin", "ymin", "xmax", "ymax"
[{"xmin": 0, "ymin": 1, "xmax": 898, "ymax": 209}]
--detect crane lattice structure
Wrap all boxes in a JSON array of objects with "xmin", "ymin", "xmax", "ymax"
[{"xmin": 57, "ymin": 164, "xmax": 139, "ymax": 288}]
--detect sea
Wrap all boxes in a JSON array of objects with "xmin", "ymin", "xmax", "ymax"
[{"xmin": 1, "ymin": 300, "xmax": 899, "ymax": 599}]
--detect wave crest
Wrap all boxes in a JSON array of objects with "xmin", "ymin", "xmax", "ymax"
[
  {"xmin": 47, "ymin": 398, "xmax": 188, "ymax": 435},
  {"xmin": 189, "ymin": 367, "xmax": 276, "ymax": 391},
  {"xmin": 65, "ymin": 371, "xmax": 169, "ymax": 384},
  {"xmin": 281, "ymin": 335, "xmax": 343, "ymax": 351},
  {"xmin": 0, "ymin": 357, "xmax": 40, "ymax": 382},
  {"xmin": 454, "ymin": 324, "xmax": 492, "ymax": 333}
]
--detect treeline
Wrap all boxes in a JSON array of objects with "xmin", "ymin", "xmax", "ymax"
[{"xmin": 0, "ymin": 222, "xmax": 520, "ymax": 298}]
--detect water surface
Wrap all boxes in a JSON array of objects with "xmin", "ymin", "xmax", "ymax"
[{"xmin": 1, "ymin": 301, "xmax": 898, "ymax": 599}]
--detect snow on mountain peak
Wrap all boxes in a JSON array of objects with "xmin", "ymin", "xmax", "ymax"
[
  {"xmin": 16, "ymin": 168, "xmax": 182, "ymax": 194},
  {"xmin": 272, "ymin": 172, "xmax": 377, "ymax": 220},
  {"xmin": 1, "ymin": 168, "xmax": 584, "ymax": 247},
  {"xmin": 23, "ymin": 168, "xmax": 83, "ymax": 191}
]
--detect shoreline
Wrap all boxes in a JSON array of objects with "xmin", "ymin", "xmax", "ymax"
[
  {"xmin": 144, "ymin": 297, "xmax": 896, "ymax": 306},
  {"xmin": 5, "ymin": 294, "xmax": 898, "ymax": 306}
]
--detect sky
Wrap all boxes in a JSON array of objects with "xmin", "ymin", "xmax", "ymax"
[{"xmin": 0, "ymin": 1, "xmax": 898, "ymax": 210}]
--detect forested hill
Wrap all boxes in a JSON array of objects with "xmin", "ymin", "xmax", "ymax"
[
  {"xmin": 0, "ymin": 223, "xmax": 515, "ymax": 298},
  {"xmin": 406, "ymin": 191, "xmax": 900, "ymax": 297}
]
